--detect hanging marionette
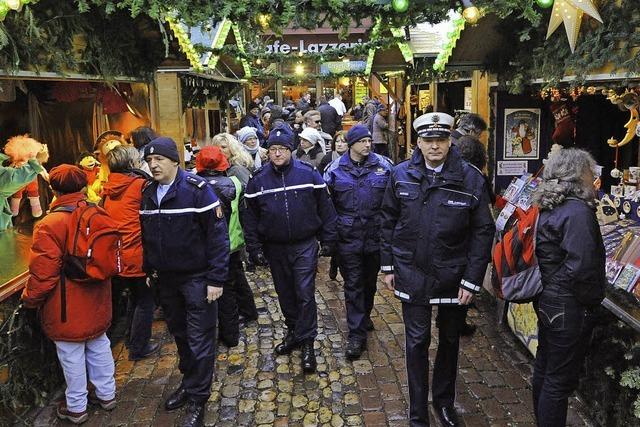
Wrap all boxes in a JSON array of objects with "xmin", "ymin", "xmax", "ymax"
[{"xmin": 4, "ymin": 135, "xmax": 49, "ymax": 218}]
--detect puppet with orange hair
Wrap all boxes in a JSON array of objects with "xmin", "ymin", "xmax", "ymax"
[
  {"xmin": 85, "ymin": 130, "xmax": 127, "ymax": 203},
  {"xmin": 0, "ymin": 135, "xmax": 45, "ymax": 231}
]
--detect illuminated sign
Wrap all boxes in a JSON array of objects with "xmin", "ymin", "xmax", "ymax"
[{"xmin": 265, "ymin": 39, "xmax": 364, "ymax": 55}]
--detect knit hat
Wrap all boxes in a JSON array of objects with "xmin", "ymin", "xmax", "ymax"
[
  {"xmin": 248, "ymin": 101, "xmax": 259, "ymax": 111},
  {"xmin": 144, "ymin": 137, "xmax": 180, "ymax": 162},
  {"xmin": 299, "ymin": 127, "xmax": 324, "ymax": 148},
  {"xmin": 49, "ymin": 164, "xmax": 88, "ymax": 194},
  {"xmin": 196, "ymin": 146, "xmax": 230, "ymax": 173},
  {"xmin": 261, "ymin": 107, "xmax": 271, "ymax": 118},
  {"xmin": 237, "ymin": 126, "xmax": 258, "ymax": 145},
  {"xmin": 265, "ymin": 123, "xmax": 295, "ymax": 151},
  {"xmin": 346, "ymin": 124, "xmax": 372, "ymax": 146}
]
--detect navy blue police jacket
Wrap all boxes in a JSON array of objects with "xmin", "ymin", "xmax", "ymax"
[
  {"xmin": 243, "ymin": 159, "xmax": 337, "ymax": 254},
  {"xmin": 323, "ymin": 152, "xmax": 394, "ymax": 254},
  {"xmin": 380, "ymin": 148, "xmax": 494, "ymax": 305},
  {"xmin": 140, "ymin": 168, "xmax": 230, "ymax": 286}
]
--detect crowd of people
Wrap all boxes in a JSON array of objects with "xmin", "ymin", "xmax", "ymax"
[{"xmin": 5, "ymin": 91, "xmax": 605, "ymax": 427}]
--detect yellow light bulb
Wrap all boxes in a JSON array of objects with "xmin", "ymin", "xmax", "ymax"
[
  {"xmin": 462, "ymin": 6, "xmax": 480, "ymax": 24},
  {"xmin": 295, "ymin": 64, "xmax": 304, "ymax": 75}
]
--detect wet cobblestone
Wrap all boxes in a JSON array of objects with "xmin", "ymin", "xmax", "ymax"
[{"xmin": 31, "ymin": 259, "xmax": 593, "ymax": 426}]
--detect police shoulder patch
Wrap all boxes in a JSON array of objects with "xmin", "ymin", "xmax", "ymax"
[{"xmin": 185, "ymin": 174, "xmax": 207, "ymax": 189}]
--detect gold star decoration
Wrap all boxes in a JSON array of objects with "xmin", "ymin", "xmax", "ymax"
[{"xmin": 545, "ymin": 0, "xmax": 602, "ymax": 52}]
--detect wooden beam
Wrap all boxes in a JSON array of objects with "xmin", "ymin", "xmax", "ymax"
[{"xmin": 472, "ymin": 70, "xmax": 490, "ymax": 146}]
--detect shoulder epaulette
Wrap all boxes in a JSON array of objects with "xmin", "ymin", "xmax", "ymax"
[
  {"xmin": 142, "ymin": 180, "xmax": 155, "ymax": 192},
  {"xmin": 185, "ymin": 174, "xmax": 207, "ymax": 189}
]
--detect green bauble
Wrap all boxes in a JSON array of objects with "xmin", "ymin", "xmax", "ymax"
[
  {"xmin": 536, "ymin": 0, "xmax": 554, "ymax": 8},
  {"xmin": 392, "ymin": 0, "xmax": 409, "ymax": 13}
]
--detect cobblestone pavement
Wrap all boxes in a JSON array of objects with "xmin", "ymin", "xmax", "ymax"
[{"xmin": 31, "ymin": 259, "xmax": 593, "ymax": 426}]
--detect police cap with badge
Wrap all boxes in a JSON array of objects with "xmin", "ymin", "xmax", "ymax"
[{"xmin": 413, "ymin": 112, "xmax": 455, "ymax": 139}]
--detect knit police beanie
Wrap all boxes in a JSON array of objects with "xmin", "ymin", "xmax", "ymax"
[
  {"xmin": 144, "ymin": 137, "xmax": 180, "ymax": 162},
  {"xmin": 265, "ymin": 124, "xmax": 295, "ymax": 151},
  {"xmin": 346, "ymin": 124, "xmax": 372, "ymax": 146}
]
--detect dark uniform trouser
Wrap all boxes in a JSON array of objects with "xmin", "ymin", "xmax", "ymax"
[
  {"xmin": 264, "ymin": 238, "xmax": 319, "ymax": 342},
  {"xmin": 157, "ymin": 274, "xmax": 218, "ymax": 404},
  {"xmin": 402, "ymin": 303, "xmax": 467, "ymax": 427},
  {"xmin": 339, "ymin": 249, "xmax": 379, "ymax": 341},
  {"xmin": 218, "ymin": 252, "xmax": 259, "ymax": 345},
  {"xmin": 230, "ymin": 251, "xmax": 258, "ymax": 320}
]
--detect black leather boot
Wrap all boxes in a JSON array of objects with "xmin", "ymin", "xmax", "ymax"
[
  {"xmin": 275, "ymin": 331, "xmax": 299, "ymax": 355},
  {"xmin": 164, "ymin": 386, "xmax": 188, "ymax": 411},
  {"xmin": 345, "ymin": 338, "xmax": 366, "ymax": 360},
  {"xmin": 182, "ymin": 401, "xmax": 205, "ymax": 427},
  {"xmin": 301, "ymin": 340, "xmax": 317, "ymax": 373}
]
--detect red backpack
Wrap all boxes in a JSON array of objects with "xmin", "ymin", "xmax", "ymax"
[
  {"xmin": 53, "ymin": 202, "xmax": 123, "ymax": 283},
  {"xmin": 491, "ymin": 205, "xmax": 542, "ymax": 303}
]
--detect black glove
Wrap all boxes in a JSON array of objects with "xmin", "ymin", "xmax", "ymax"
[
  {"xmin": 319, "ymin": 242, "xmax": 335, "ymax": 257},
  {"xmin": 250, "ymin": 250, "xmax": 268, "ymax": 266}
]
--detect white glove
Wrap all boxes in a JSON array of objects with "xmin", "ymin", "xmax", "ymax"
[{"xmin": 206, "ymin": 286, "xmax": 223, "ymax": 303}]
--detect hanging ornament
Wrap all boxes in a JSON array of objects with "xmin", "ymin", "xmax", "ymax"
[
  {"xmin": 392, "ymin": 0, "xmax": 409, "ymax": 13},
  {"xmin": 546, "ymin": 0, "xmax": 602, "ymax": 53},
  {"xmin": 536, "ymin": 0, "xmax": 554, "ymax": 8},
  {"xmin": 461, "ymin": 0, "xmax": 480, "ymax": 25}
]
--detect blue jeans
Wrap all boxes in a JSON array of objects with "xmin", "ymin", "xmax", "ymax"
[
  {"xmin": 55, "ymin": 333, "xmax": 115, "ymax": 412},
  {"xmin": 532, "ymin": 286, "xmax": 595, "ymax": 427}
]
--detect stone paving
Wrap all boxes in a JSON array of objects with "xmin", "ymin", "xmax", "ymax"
[{"xmin": 31, "ymin": 259, "xmax": 594, "ymax": 426}]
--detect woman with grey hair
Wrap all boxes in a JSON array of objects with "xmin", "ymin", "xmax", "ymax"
[{"xmin": 532, "ymin": 148, "xmax": 605, "ymax": 427}]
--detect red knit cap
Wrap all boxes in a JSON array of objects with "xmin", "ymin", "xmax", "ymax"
[
  {"xmin": 49, "ymin": 164, "xmax": 88, "ymax": 194},
  {"xmin": 196, "ymin": 146, "xmax": 230, "ymax": 173}
]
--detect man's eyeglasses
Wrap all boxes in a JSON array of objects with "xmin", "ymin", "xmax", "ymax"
[
  {"xmin": 314, "ymin": 120, "xmax": 322, "ymax": 124},
  {"xmin": 268, "ymin": 147, "xmax": 288, "ymax": 154}
]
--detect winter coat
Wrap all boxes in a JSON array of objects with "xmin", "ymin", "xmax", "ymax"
[
  {"xmin": 380, "ymin": 149, "xmax": 494, "ymax": 305},
  {"xmin": 0, "ymin": 153, "xmax": 43, "ymax": 231},
  {"xmin": 228, "ymin": 164, "xmax": 252, "ymax": 187},
  {"xmin": 239, "ymin": 114, "xmax": 266, "ymax": 146},
  {"xmin": 362, "ymin": 101, "xmax": 377, "ymax": 127},
  {"xmin": 140, "ymin": 168, "xmax": 229, "ymax": 286},
  {"xmin": 324, "ymin": 152, "xmax": 393, "ymax": 254},
  {"xmin": 318, "ymin": 102, "xmax": 341, "ymax": 137},
  {"xmin": 101, "ymin": 170, "xmax": 148, "ymax": 277},
  {"xmin": 244, "ymin": 159, "xmax": 337, "ymax": 254},
  {"xmin": 318, "ymin": 151, "xmax": 341, "ymax": 175},
  {"xmin": 293, "ymin": 144, "xmax": 324, "ymax": 169},
  {"xmin": 21, "ymin": 193, "xmax": 112, "ymax": 342},
  {"xmin": 372, "ymin": 114, "xmax": 389, "ymax": 146},
  {"xmin": 198, "ymin": 170, "xmax": 237, "ymax": 221},
  {"xmin": 536, "ymin": 198, "xmax": 606, "ymax": 307}
]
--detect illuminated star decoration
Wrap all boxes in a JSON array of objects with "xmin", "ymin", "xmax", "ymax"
[{"xmin": 545, "ymin": 0, "xmax": 602, "ymax": 52}]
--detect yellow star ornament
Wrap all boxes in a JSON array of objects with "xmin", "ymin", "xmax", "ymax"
[{"xmin": 545, "ymin": 0, "xmax": 603, "ymax": 52}]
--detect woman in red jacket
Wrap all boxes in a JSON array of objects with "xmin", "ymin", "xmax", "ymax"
[
  {"xmin": 102, "ymin": 145, "xmax": 159, "ymax": 361},
  {"xmin": 22, "ymin": 165, "xmax": 116, "ymax": 425}
]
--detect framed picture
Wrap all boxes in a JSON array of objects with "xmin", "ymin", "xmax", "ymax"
[{"xmin": 503, "ymin": 108, "xmax": 541, "ymax": 160}]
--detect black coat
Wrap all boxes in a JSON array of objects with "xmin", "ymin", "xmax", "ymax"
[
  {"xmin": 318, "ymin": 102, "xmax": 341, "ymax": 137},
  {"xmin": 380, "ymin": 149, "xmax": 494, "ymax": 305},
  {"xmin": 536, "ymin": 198, "xmax": 606, "ymax": 307},
  {"xmin": 198, "ymin": 171, "xmax": 237, "ymax": 222}
]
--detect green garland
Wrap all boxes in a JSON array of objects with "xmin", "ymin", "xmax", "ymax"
[
  {"xmin": 180, "ymin": 74, "xmax": 240, "ymax": 110},
  {"xmin": 485, "ymin": 0, "xmax": 640, "ymax": 92},
  {"xmin": 0, "ymin": 0, "xmax": 166, "ymax": 80}
]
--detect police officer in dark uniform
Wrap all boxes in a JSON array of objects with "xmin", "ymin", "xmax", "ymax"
[
  {"xmin": 323, "ymin": 124, "xmax": 393, "ymax": 360},
  {"xmin": 244, "ymin": 124, "xmax": 337, "ymax": 373},
  {"xmin": 380, "ymin": 113, "xmax": 494, "ymax": 427},
  {"xmin": 140, "ymin": 137, "xmax": 229, "ymax": 427}
]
